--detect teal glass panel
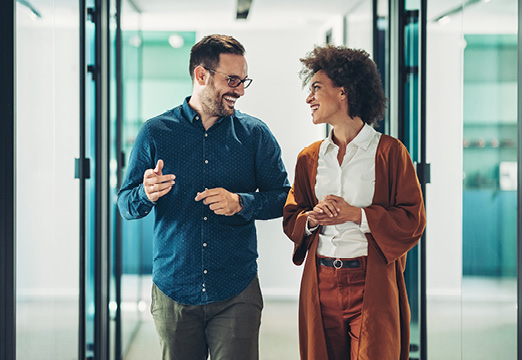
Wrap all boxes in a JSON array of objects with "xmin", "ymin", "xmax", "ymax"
[
  {"xmin": 404, "ymin": 15, "xmax": 419, "ymax": 163},
  {"xmin": 119, "ymin": 2, "xmax": 143, "ymax": 355},
  {"xmin": 118, "ymin": 29, "xmax": 195, "ymax": 355},
  {"xmin": 462, "ymin": 33, "xmax": 517, "ymax": 359},
  {"xmin": 402, "ymin": 7, "xmax": 420, "ymax": 360},
  {"xmin": 85, "ymin": 0, "xmax": 96, "ymax": 355}
]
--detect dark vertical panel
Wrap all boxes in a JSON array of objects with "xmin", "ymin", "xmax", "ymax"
[
  {"xmin": 93, "ymin": 0, "xmax": 111, "ymax": 357},
  {"xmin": 115, "ymin": 0, "xmax": 123, "ymax": 357},
  {"xmin": 419, "ymin": 1, "xmax": 428, "ymax": 359},
  {"xmin": 0, "ymin": 1, "xmax": 15, "ymax": 360},
  {"xmin": 79, "ymin": 1, "xmax": 87, "ymax": 359},
  {"xmin": 397, "ymin": 0, "xmax": 405, "ymax": 143},
  {"xmin": 373, "ymin": 0, "xmax": 378, "ymax": 65}
]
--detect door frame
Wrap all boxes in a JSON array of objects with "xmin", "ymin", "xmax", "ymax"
[{"xmin": 0, "ymin": 1, "xmax": 16, "ymax": 359}]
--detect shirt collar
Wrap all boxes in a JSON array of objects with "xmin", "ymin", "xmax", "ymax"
[
  {"xmin": 181, "ymin": 96, "xmax": 231, "ymax": 126},
  {"xmin": 181, "ymin": 96, "xmax": 199, "ymax": 124},
  {"xmin": 320, "ymin": 123, "xmax": 377, "ymax": 155}
]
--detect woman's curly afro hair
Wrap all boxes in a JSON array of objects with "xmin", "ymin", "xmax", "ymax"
[{"xmin": 300, "ymin": 45, "xmax": 386, "ymax": 126}]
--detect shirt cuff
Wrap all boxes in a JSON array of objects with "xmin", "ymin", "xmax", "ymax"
[
  {"xmin": 138, "ymin": 183, "xmax": 156, "ymax": 209},
  {"xmin": 359, "ymin": 209, "xmax": 371, "ymax": 233},
  {"xmin": 236, "ymin": 192, "xmax": 254, "ymax": 220},
  {"xmin": 305, "ymin": 217, "xmax": 319, "ymax": 236}
]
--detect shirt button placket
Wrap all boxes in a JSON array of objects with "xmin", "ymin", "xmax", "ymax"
[{"xmin": 201, "ymin": 128, "xmax": 211, "ymax": 303}]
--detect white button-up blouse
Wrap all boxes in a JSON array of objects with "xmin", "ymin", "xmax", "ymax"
[{"xmin": 311, "ymin": 124, "xmax": 382, "ymax": 258}]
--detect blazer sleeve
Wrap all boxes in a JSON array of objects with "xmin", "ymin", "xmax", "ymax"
[
  {"xmin": 283, "ymin": 150, "xmax": 318, "ymax": 266},
  {"xmin": 364, "ymin": 139, "xmax": 426, "ymax": 264}
]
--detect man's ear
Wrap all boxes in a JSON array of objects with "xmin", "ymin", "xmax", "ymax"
[{"xmin": 194, "ymin": 66, "xmax": 207, "ymax": 86}]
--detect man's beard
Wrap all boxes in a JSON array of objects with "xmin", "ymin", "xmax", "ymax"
[{"xmin": 200, "ymin": 79, "xmax": 235, "ymax": 118}]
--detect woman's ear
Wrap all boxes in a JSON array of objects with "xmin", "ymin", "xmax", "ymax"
[{"xmin": 194, "ymin": 66, "xmax": 207, "ymax": 86}]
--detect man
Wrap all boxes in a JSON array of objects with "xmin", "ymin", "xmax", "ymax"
[{"xmin": 117, "ymin": 34, "xmax": 290, "ymax": 360}]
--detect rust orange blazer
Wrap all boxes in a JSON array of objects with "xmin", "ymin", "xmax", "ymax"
[{"xmin": 283, "ymin": 135, "xmax": 426, "ymax": 360}]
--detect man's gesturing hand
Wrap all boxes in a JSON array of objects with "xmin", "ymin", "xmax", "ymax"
[
  {"xmin": 195, "ymin": 188, "xmax": 243, "ymax": 216},
  {"xmin": 143, "ymin": 159, "xmax": 176, "ymax": 203}
]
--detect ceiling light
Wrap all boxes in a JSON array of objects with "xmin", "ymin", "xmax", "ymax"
[{"xmin": 168, "ymin": 35, "xmax": 184, "ymax": 49}]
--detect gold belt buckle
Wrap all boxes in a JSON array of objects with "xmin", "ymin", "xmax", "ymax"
[{"xmin": 333, "ymin": 258, "xmax": 343, "ymax": 269}]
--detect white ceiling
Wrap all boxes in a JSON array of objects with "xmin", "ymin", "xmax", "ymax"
[
  {"xmin": 127, "ymin": 0, "xmax": 363, "ymax": 30},
  {"xmin": 126, "ymin": 0, "xmax": 516, "ymax": 31},
  {"xmin": 17, "ymin": 0, "xmax": 518, "ymax": 33}
]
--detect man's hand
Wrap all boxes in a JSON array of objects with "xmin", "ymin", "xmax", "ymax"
[
  {"xmin": 195, "ymin": 188, "xmax": 242, "ymax": 216},
  {"xmin": 143, "ymin": 159, "xmax": 175, "ymax": 203},
  {"xmin": 307, "ymin": 195, "xmax": 361, "ymax": 227}
]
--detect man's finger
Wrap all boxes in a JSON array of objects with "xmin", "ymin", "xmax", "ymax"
[
  {"xmin": 195, "ymin": 188, "xmax": 222, "ymax": 202},
  {"xmin": 154, "ymin": 159, "xmax": 164, "ymax": 175},
  {"xmin": 155, "ymin": 185, "xmax": 173, "ymax": 198},
  {"xmin": 144, "ymin": 168, "xmax": 157, "ymax": 178},
  {"xmin": 145, "ymin": 174, "xmax": 175, "ymax": 185}
]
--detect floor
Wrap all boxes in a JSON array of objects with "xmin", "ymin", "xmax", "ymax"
[
  {"xmin": 15, "ymin": 276, "xmax": 517, "ymax": 360},
  {"xmin": 123, "ymin": 276, "xmax": 517, "ymax": 360},
  {"xmin": 124, "ymin": 298, "xmax": 300, "ymax": 360}
]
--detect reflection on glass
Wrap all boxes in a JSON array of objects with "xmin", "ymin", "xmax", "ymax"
[
  {"xmin": 427, "ymin": 1, "xmax": 517, "ymax": 358},
  {"xmin": 462, "ymin": 33, "xmax": 517, "ymax": 359},
  {"xmin": 15, "ymin": 1, "xmax": 80, "ymax": 359},
  {"xmin": 120, "ymin": 1, "xmax": 143, "ymax": 354},
  {"xmin": 85, "ymin": 1, "xmax": 96, "ymax": 355},
  {"xmin": 117, "ymin": 28, "xmax": 196, "ymax": 355}
]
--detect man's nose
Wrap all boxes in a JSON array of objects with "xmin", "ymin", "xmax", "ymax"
[{"xmin": 233, "ymin": 82, "xmax": 245, "ymax": 96}]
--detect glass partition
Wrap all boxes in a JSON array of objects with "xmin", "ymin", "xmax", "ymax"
[
  {"xmin": 119, "ymin": 1, "xmax": 144, "ymax": 355},
  {"xmin": 15, "ymin": 1, "xmax": 80, "ymax": 358},
  {"xmin": 426, "ymin": 0, "xmax": 518, "ymax": 359},
  {"xmin": 461, "ymin": 16, "xmax": 517, "ymax": 360},
  {"xmin": 118, "ymin": 28, "xmax": 195, "ymax": 357}
]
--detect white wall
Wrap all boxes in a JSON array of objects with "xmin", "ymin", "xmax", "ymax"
[
  {"xmin": 16, "ymin": 23, "xmax": 80, "ymax": 298},
  {"xmin": 195, "ymin": 27, "xmax": 327, "ymax": 297},
  {"xmin": 426, "ymin": 23, "xmax": 464, "ymax": 298}
]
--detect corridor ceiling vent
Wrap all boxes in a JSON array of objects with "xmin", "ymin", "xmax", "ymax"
[{"xmin": 236, "ymin": 0, "xmax": 252, "ymax": 19}]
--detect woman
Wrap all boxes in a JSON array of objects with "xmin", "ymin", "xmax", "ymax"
[{"xmin": 283, "ymin": 45, "xmax": 426, "ymax": 360}]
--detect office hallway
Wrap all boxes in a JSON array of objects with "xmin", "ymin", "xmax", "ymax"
[{"xmin": 123, "ymin": 277, "xmax": 517, "ymax": 360}]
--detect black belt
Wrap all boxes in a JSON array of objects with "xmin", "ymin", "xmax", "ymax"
[{"xmin": 318, "ymin": 257, "xmax": 361, "ymax": 269}]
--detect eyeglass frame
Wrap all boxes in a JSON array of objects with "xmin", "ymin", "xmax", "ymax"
[{"xmin": 203, "ymin": 67, "xmax": 253, "ymax": 89}]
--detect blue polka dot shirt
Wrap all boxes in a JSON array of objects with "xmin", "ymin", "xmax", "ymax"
[{"xmin": 117, "ymin": 97, "xmax": 291, "ymax": 305}]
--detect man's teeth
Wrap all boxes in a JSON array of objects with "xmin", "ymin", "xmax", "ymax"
[{"xmin": 224, "ymin": 96, "xmax": 237, "ymax": 103}]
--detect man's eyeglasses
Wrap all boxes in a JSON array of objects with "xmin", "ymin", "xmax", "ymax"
[{"xmin": 204, "ymin": 67, "xmax": 253, "ymax": 89}]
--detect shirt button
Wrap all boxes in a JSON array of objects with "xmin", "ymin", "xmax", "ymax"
[
  {"xmin": 203, "ymin": 217, "xmax": 208, "ymax": 221},
  {"xmin": 203, "ymin": 243, "xmax": 207, "ymax": 247},
  {"xmin": 205, "ymin": 160, "xmax": 209, "ymax": 164},
  {"xmin": 204, "ymin": 133, "xmax": 208, "ymax": 137},
  {"xmin": 202, "ymin": 288, "xmax": 206, "ymax": 292},
  {"xmin": 195, "ymin": 116, "xmax": 200, "ymax": 121},
  {"xmin": 204, "ymin": 270, "xmax": 208, "ymax": 274}
]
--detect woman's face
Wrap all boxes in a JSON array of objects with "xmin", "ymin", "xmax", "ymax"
[{"xmin": 306, "ymin": 70, "xmax": 346, "ymax": 126}]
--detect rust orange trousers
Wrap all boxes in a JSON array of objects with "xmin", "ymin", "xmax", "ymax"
[{"xmin": 317, "ymin": 256, "xmax": 367, "ymax": 360}]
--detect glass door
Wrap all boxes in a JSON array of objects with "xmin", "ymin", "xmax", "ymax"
[
  {"xmin": 461, "ymin": 2, "xmax": 517, "ymax": 358},
  {"xmin": 15, "ymin": 1, "xmax": 81, "ymax": 359},
  {"xmin": 391, "ymin": 0, "xmax": 427, "ymax": 358},
  {"xmin": 83, "ymin": 1, "xmax": 97, "ymax": 358},
  {"xmin": 426, "ymin": 0, "xmax": 518, "ymax": 359}
]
